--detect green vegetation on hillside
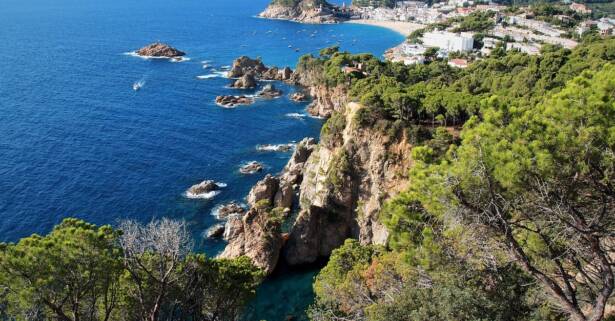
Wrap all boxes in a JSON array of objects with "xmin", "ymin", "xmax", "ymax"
[
  {"xmin": 0, "ymin": 218, "xmax": 262, "ymax": 321},
  {"xmin": 306, "ymin": 37, "xmax": 615, "ymax": 321}
]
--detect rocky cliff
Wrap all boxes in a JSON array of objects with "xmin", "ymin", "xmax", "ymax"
[
  {"xmin": 259, "ymin": 0, "xmax": 347, "ymax": 24},
  {"xmin": 221, "ymin": 100, "xmax": 412, "ymax": 272},
  {"xmin": 284, "ymin": 102, "xmax": 413, "ymax": 265}
]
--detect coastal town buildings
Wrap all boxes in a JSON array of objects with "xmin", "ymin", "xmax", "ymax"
[
  {"xmin": 597, "ymin": 18, "xmax": 614, "ymax": 36},
  {"xmin": 448, "ymin": 58, "xmax": 469, "ymax": 68},
  {"xmin": 423, "ymin": 31, "xmax": 474, "ymax": 52},
  {"xmin": 569, "ymin": 2, "xmax": 592, "ymax": 15}
]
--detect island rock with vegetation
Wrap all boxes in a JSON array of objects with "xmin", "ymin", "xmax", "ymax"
[
  {"xmin": 259, "ymin": 0, "xmax": 347, "ymax": 24},
  {"xmin": 136, "ymin": 42, "xmax": 185, "ymax": 58}
]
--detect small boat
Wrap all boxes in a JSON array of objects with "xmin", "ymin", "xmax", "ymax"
[
  {"xmin": 288, "ymin": 45, "xmax": 293, "ymax": 48},
  {"xmin": 133, "ymin": 81, "xmax": 143, "ymax": 91}
]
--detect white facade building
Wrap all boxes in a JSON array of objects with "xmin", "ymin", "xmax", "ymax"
[{"xmin": 422, "ymin": 31, "xmax": 474, "ymax": 52}]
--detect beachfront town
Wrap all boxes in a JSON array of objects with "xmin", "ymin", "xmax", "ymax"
[{"xmin": 348, "ymin": 0, "xmax": 614, "ymax": 67}]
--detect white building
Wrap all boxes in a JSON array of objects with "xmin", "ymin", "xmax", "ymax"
[{"xmin": 422, "ymin": 31, "xmax": 474, "ymax": 52}]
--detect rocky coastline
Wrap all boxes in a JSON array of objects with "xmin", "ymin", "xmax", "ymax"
[
  {"xmin": 215, "ymin": 53, "xmax": 413, "ymax": 275},
  {"xmin": 259, "ymin": 0, "xmax": 350, "ymax": 24}
]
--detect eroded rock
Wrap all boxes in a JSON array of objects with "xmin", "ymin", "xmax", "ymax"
[
  {"xmin": 215, "ymin": 95, "xmax": 254, "ymax": 108},
  {"xmin": 136, "ymin": 42, "xmax": 185, "ymax": 58}
]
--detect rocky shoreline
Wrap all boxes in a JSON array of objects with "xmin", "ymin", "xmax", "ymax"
[
  {"xmin": 212, "ymin": 52, "xmax": 413, "ymax": 275},
  {"xmin": 259, "ymin": 0, "xmax": 350, "ymax": 24}
]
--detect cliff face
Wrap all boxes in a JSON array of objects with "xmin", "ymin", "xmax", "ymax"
[
  {"xmin": 220, "ymin": 63, "xmax": 413, "ymax": 273},
  {"xmin": 306, "ymin": 84, "xmax": 348, "ymax": 118},
  {"xmin": 284, "ymin": 102, "xmax": 413, "ymax": 265},
  {"xmin": 259, "ymin": 0, "xmax": 346, "ymax": 24}
]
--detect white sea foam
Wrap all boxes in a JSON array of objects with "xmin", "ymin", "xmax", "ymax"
[
  {"xmin": 196, "ymin": 71, "xmax": 228, "ymax": 79},
  {"xmin": 124, "ymin": 51, "xmax": 189, "ymax": 62},
  {"xmin": 286, "ymin": 113, "xmax": 307, "ymax": 119},
  {"xmin": 256, "ymin": 143, "xmax": 295, "ymax": 152},
  {"xmin": 185, "ymin": 190, "xmax": 220, "ymax": 199}
]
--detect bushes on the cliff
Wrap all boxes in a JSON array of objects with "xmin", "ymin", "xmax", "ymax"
[
  {"xmin": 0, "ymin": 218, "xmax": 263, "ymax": 321},
  {"xmin": 320, "ymin": 111, "xmax": 346, "ymax": 147},
  {"xmin": 308, "ymin": 38, "xmax": 615, "ymax": 321},
  {"xmin": 383, "ymin": 64, "xmax": 615, "ymax": 321},
  {"xmin": 310, "ymin": 239, "xmax": 538, "ymax": 321},
  {"xmin": 306, "ymin": 38, "xmax": 615, "ymax": 132}
]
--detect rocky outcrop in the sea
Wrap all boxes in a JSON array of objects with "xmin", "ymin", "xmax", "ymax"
[
  {"xmin": 290, "ymin": 92, "xmax": 307, "ymax": 102},
  {"xmin": 228, "ymin": 56, "xmax": 268, "ymax": 78},
  {"xmin": 262, "ymin": 67, "xmax": 294, "ymax": 81},
  {"xmin": 232, "ymin": 72, "xmax": 258, "ymax": 89},
  {"xmin": 240, "ymin": 161, "xmax": 264, "ymax": 174},
  {"xmin": 136, "ymin": 42, "xmax": 185, "ymax": 58},
  {"xmin": 206, "ymin": 224, "xmax": 225, "ymax": 238},
  {"xmin": 228, "ymin": 56, "xmax": 294, "ymax": 82},
  {"xmin": 259, "ymin": 0, "xmax": 348, "ymax": 24},
  {"xmin": 186, "ymin": 180, "xmax": 224, "ymax": 199},
  {"xmin": 220, "ymin": 137, "xmax": 317, "ymax": 273},
  {"xmin": 216, "ymin": 202, "xmax": 246, "ymax": 220},
  {"xmin": 258, "ymin": 84, "xmax": 283, "ymax": 99},
  {"xmin": 215, "ymin": 95, "xmax": 254, "ymax": 108}
]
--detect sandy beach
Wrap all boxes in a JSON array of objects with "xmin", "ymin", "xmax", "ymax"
[{"xmin": 346, "ymin": 19, "xmax": 425, "ymax": 37}]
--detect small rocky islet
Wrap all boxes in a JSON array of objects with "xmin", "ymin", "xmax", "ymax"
[
  {"xmin": 239, "ymin": 161, "xmax": 264, "ymax": 174},
  {"xmin": 215, "ymin": 56, "xmax": 295, "ymax": 108},
  {"xmin": 185, "ymin": 180, "xmax": 225, "ymax": 199},
  {"xmin": 135, "ymin": 42, "xmax": 185, "ymax": 58}
]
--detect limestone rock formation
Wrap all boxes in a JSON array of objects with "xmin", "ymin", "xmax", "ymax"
[
  {"xmin": 219, "ymin": 208, "xmax": 283, "ymax": 274},
  {"xmin": 239, "ymin": 161, "xmax": 264, "ymax": 174},
  {"xmin": 206, "ymin": 224, "xmax": 225, "ymax": 238},
  {"xmin": 216, "ymin": 202, "xmax": 246, "ymax": 220},
  {"xmin": 283, "ymin": 103, "xmax": 413, "ymax": 265},
  {"xmin": 220, "ymin": 137, "xmax": 317, "ymax": 274},
  {"xmin": 290, "ymin": 92, "xmax": 308, "ymax": 102},
  {"xmin": 228, "ymin": 56, "xmax": 268, "ymax": 78},
  {"xmin": 136, "ymin": 42, "xmax": 185, "ymax": 58},
  {"xmin": 186, "ymin": 180, "xmax": 223, "ymax": 198},
  {"xmin": 232, "ymin": 72, "xmax": 258, "ymax": 89},
  {"xmin": 258, "ymin": 84, "xmax": 283, "ymax": 99}
]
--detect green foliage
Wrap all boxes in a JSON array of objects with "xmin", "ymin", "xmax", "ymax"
[
  {"xmin": 326, "ymin": 149, "xmax": 351, "ymax": 192},
  {"xmin": 0, "ymin": 218, "xmax": 123, "ymax": 321},
  {"xmin": 0, "ymin": 218, "xmax": 263, "ymax": 321},
  {"xmin": 305, "ymin": 37, "xmax": 615, "ymax": 321},
  {"xmin": 395, "ymin": 64, "xmax": 615, "ymax": 321},
  {"xmin": 320, "ymin": 111, "xmax": 347, "ymax": 147},
  {"xmin": 450, "ymin": 10, "xmax": 496, "ymax": 33}
]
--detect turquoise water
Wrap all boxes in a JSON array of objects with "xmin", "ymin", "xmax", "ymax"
[{"xmin": 0, "ymin": 0, "xmax": 403, "ymax": 319}]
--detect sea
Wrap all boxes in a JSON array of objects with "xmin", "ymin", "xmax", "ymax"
[{"xmin": 0, "ymin": 0, "xmax": 403, "ymax": 319}]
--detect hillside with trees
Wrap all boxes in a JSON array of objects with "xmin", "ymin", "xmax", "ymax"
[{"xmin": 298, "ymin": 37, "xmax": 615, "ymax": 321}]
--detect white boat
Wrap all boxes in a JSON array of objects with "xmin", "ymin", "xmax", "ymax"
[{"xmin": 133, "ymin": 82, "xmax": 142, "ymax": 91}]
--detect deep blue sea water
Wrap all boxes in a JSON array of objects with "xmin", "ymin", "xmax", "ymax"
[{"xmin": 0, "ymin": 0, "xmax": 403, "ymax": 319}]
